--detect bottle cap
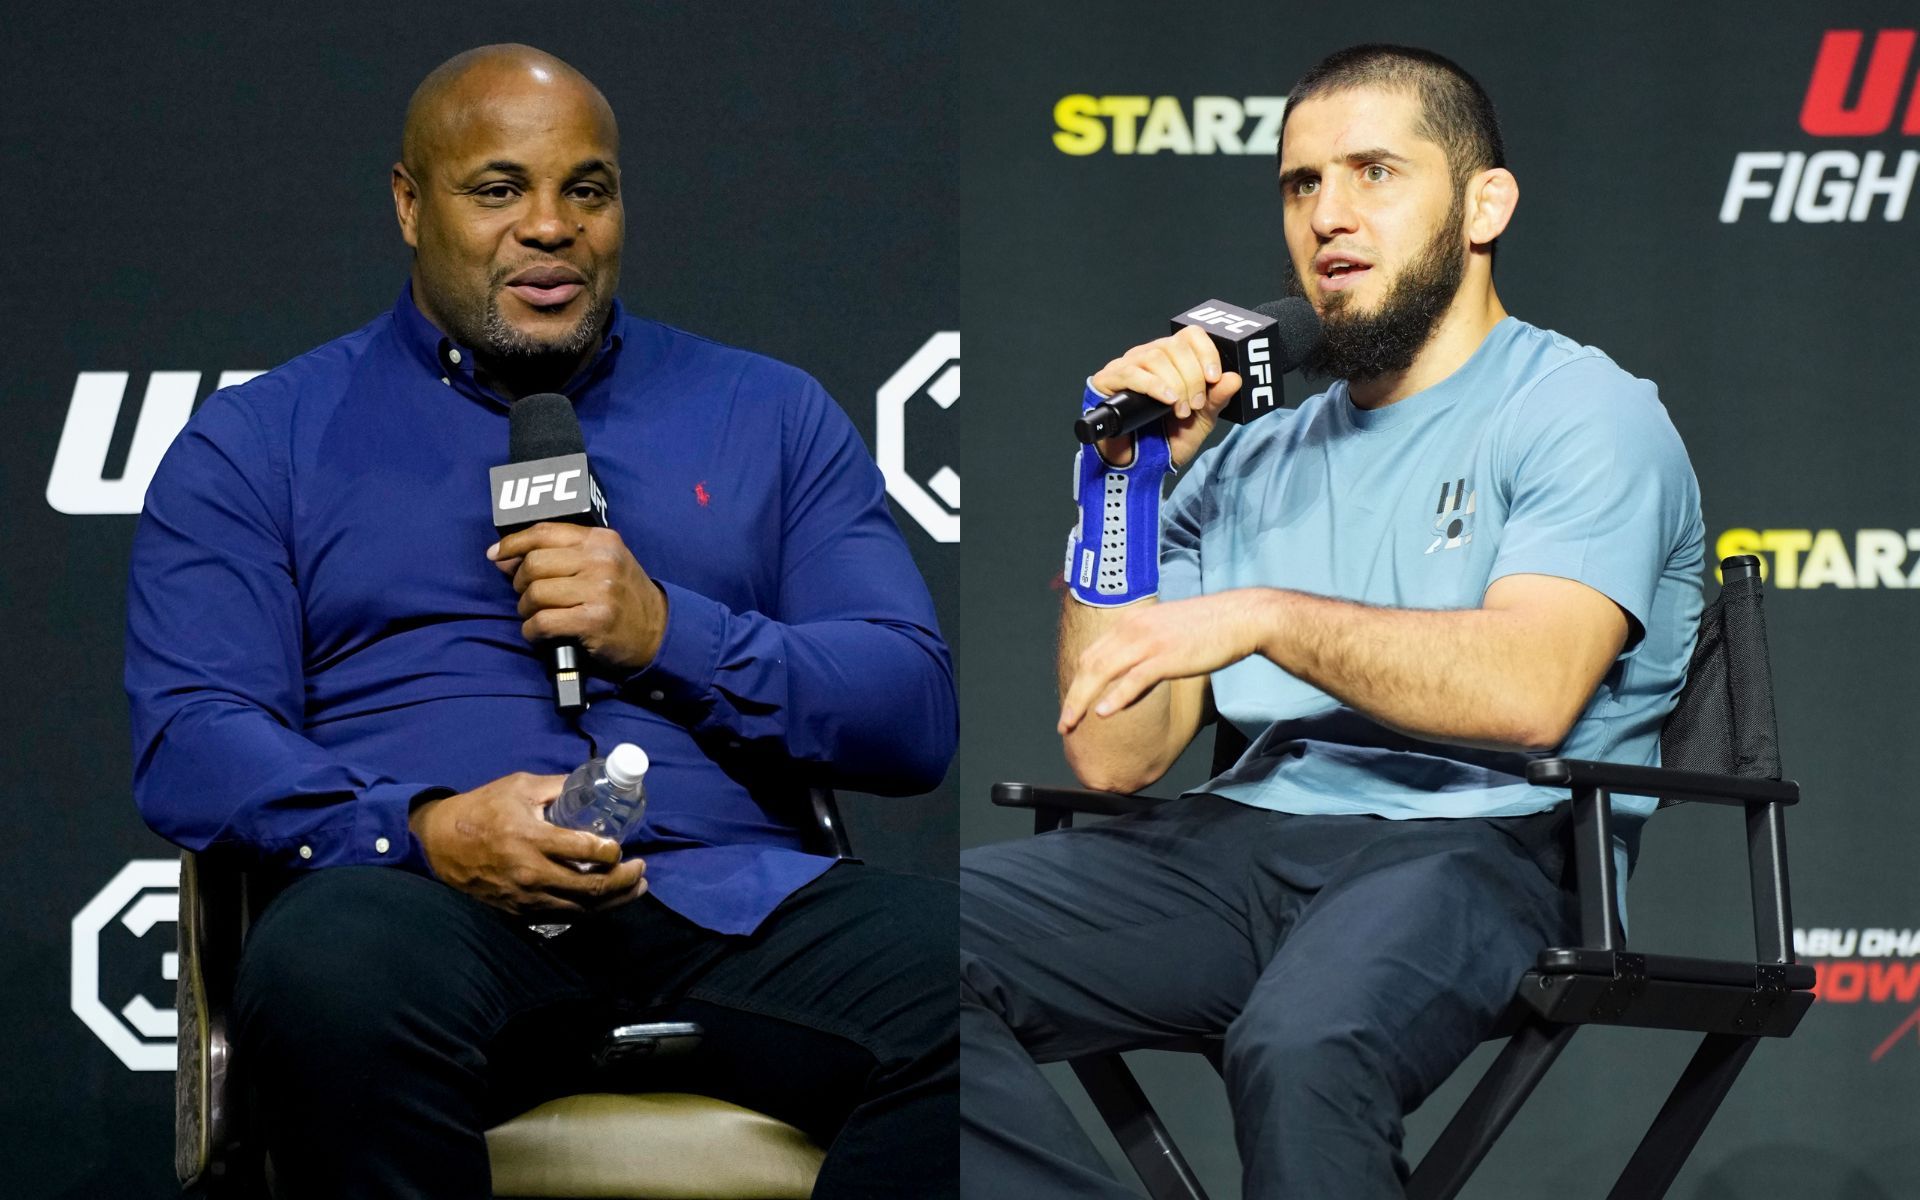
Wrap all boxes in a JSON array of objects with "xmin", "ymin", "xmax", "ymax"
[{"xmin": 605, "ymin": 742, "xmax": 650, "ymax": 790}]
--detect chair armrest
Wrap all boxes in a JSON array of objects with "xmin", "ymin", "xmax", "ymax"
[
  {"xmin": 990, "ymin": 782, "xmax": 1168, "ymax": 818},
  {"xmin": 1534, "ymin": 947, "xmax": 1815, "ymax": 991},
  {"xmin": 806, "ymin": 788, "xmax": 855, "ymax": 860},
  {"xmin": 1536, "ymin": 759, "xmax": 1801, "ymax": 968},
  {"xmin": 1526, "ymin": 759, "xmax": 1799, "ymax": 807}
]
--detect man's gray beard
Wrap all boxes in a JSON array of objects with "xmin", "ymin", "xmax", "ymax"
[{"xmin": 1288, "ymin": 196, "xmax": 1468, "ymax": 386}]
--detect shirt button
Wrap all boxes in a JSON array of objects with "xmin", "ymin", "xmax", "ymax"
[
  {"xmin": 448, "ymin": 348, "xmax": 463, "ymax": 365},
  {"xmin": 374, "ymin": 837, "xmax": 391, "ymax": 854},
  {"xmin": 727, "ymin": 739, "xmax": 742, "ymax": 750},
  {"xmin": 298, "ymin": 845, "xmax": 313, "ymax": 860},
  {"xmin": 441, "ymin": 377, "xmax": 451, "ymax": 386},
  {"xmin": 648, "ymin": 690, "xmax": 665, "ymax": 702}
]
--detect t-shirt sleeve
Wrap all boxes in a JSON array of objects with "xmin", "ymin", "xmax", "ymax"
[
  {"xmin": 1489, "ymin": 356, "xmax": 1701, "ymax": 651},
  {"xmin": 1157, "ymin": 440, "xmax": 1222, "ymax": 603}
]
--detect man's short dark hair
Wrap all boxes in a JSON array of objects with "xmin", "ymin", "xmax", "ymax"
[{"xmin": 1278, "ymin": 44, "xmax": 1506, "ymax": 194}]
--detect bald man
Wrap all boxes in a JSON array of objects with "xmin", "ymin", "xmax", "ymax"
[{"xmin": 127, "ymin": 45, "xmax": 957, "ymax": 1199}]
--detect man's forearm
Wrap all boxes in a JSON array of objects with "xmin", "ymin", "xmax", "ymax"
[
  {"xmin": 133, "ymin": 693, "xmax": 443, "ymax": 871},
  {"xmin": 1249, "ymin": 586, "xmax": 1614, "ymax": 753},
  {"xmin": 635, "ymin": 582, "xmax": 956, "ymax": 794},
  {"xmin": 1058, "ymin": 595, "xmax": 1194, "ymax": 791}
]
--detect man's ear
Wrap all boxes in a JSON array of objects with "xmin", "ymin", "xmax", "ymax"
[
  {"xmin": 1466, "ymin": 167, "xmax": 1518, "ymax": 248},
  {"xmin": 391, "ymin": 163, "xmax": 421, "ymax": 250}
]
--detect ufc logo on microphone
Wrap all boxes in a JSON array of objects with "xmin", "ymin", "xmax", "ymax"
[
  {"xmin": 489, "ymin": 453, "xmax": 601, "ymax": 527},
  {"xmin": 1183, "ymin": 306, "xmax": 1261, "ymax": 335},
  {"xmin": 498, "ymin": 469, "xmax": 582, "ymax": 510},
  {"xmin": 1245, "ymin": 336, "xmax": 1275, "ymax": 411}
]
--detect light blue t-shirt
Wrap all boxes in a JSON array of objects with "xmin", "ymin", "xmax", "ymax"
[{"xmin": 1160, "ymin": 317, "xmax": 1704, "ymax": 844}]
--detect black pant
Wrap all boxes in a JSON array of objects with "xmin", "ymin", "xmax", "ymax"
[
  {"xmin": 959, "ymin": 795, "xmax": 1577, "ymax": 1199},
  {"xmin": 231, "ymin": 860, "xmax": 957, "ymax": 1199}
]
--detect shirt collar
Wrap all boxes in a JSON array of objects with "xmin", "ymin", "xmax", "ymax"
[
  {"xmin": 392, "ymin": 280, "xmax": 626, "ymax": 410},
  {"xmin": 1337, "ymin": 316, "xmax": 1520, "ymax": 433}
]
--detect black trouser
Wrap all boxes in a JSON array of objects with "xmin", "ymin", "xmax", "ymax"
[
  {"xmin": 231, "ymin": 860, "xmax": 957, "ymax": 1199},
  {"xmin": 960, "ymin": 795, "xmax": 1577, "ymax": 1199}
]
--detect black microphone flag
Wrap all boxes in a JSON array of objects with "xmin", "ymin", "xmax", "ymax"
[
  {"xmin": 492, "ymin": 394, "xmax": 607, "ymax": 713},
  {"xmin": 1074, "ymin": 297, "xmax": 1323, "ymax": 444}
]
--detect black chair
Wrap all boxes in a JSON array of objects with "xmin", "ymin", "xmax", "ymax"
[
  {"xmin": 991, "ymin": 554, "xmax": 1812, "ymax": 1199},
  {"xmin": 177, "ymin": 789, "xmax": 854, "ymax": 1199}
]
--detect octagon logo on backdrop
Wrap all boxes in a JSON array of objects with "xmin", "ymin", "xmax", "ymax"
[{"xmin": 72, "ymin": 859, "xmax": 181, "ymax": 1071}]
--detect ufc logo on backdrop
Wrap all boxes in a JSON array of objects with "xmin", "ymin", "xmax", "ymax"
[
  {"xmin": 46, "ymin": 370, "xmax": 264, "ymax": 514},
  {"xmin": 1801, "ymin": 30, "xmax": 1920, "ymax": 136},
  {"xmin": 1720, "ymin": 30, "xmax": 1920, "ymax": 223}
]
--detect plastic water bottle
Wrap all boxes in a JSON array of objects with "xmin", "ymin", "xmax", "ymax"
[
  {"xmin": 548, "ymin": 742, "xmax": 650, "ymax": 846},
  {"xmin": 528, "ymin": 743, "xmax": 650, "ymax": 940}
]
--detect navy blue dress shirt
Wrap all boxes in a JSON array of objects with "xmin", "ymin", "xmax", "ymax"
[{"xmin": 126, "ymin": 285, "xmax": 956, "ymax": 935}]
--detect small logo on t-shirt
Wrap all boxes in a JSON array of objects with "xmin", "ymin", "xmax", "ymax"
[{"xmin": 1425, "ymin": 477, "xmax": 1476, "ymax": 554}]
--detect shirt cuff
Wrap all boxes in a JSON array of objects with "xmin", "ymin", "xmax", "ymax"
[
  {"xmin": 401, "ymin": 785, "xmax": 458, "ymax": 875},
  {"xmin": 623, "ymin": 579, "xmax": 726, "ymax": 706},
  {"xmin": 256, "ymin": 781, "xmax": 443, "ymax": 873},
  {"xmin": 356, "ymin": 781, "xmax": 440, "ymax": 872}
]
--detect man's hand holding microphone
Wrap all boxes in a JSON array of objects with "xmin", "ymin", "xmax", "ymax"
[
  {"xmin": 488, "ymin": 522, "xmax": 668, "ymax": 673},
  {"xmin": 1089, "ymin": 323, "xmax": 1246, "ymax": 471},
  {"xmin": 1058, "ymin": 299, "xmax": 1320, "ymax": 786},
  {"xmin": 409, "ymin": 393, "xmax": 666, "ymax": 919}
]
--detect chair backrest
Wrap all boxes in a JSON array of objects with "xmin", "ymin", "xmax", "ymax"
[{"xmin": 1657, "ymin": 554, "xmax": 1784, "ymax": 801}]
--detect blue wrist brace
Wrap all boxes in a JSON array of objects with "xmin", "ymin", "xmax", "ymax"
[{"xmin": 1065, "ymin": 379, "xmax": 1170, "ymax": 607}]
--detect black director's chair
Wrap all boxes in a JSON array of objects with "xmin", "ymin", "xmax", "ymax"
[
  {"xmin": 176, "ymin": 789, "xmax": 854, "ymax": 1199},
  {"xmin": 992, "ymin": 554, "xmax": 1812, "ymax": 1199}
]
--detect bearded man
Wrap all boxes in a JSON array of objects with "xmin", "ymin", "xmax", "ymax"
[
  {"xmin": 126, "ymin": 44, "xmax": 956, "ymax": 1199},
  {"xmin": 960, "ymin": 44, "xmax": 1704, "ymax": 1197}
]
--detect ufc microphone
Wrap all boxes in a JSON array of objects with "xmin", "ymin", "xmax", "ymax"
[
  {"xmin": 1074, "ymin": 297, "xmax": 1323, "ymax": 443},
  {"xmin": 490, "ymin": 393, "xmax": 610, "ymax": 714}
]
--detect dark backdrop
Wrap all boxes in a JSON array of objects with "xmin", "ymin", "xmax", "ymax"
[
  {"xmin": 958, "ymin": 1, "xmax": 1920, "ymax": 1195},
  {"xmin": 0, "ymin": 5, "xmax": 955, "ymax": 1196}
]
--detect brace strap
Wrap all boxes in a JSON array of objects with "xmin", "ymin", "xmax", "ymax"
[{"xmin": 1065, "ymin": 379, "xmax": 1170, "ymax": 607}]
